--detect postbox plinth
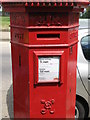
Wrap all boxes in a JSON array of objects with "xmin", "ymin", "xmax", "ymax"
[{"xmin": 2, "ymin": 0, "xmax": 89, "ymax": 119}]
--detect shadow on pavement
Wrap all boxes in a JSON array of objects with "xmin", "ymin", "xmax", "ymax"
[{"xmin": 6, "ymin": 84, "xmax": 14, "ymax": 119}]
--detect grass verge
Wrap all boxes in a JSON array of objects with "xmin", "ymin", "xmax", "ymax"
[{"xmin": 0, "ymin": 16, "xmax": 10, "ymax": 31}]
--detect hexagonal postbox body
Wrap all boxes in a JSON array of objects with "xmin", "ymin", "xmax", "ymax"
[{"xmin": 2, "ymin": 0, "xmax": 89, "ymax": 119}]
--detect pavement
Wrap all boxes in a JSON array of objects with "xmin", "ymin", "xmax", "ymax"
[
  {"xmin": 0, "ymin": 31, "xmax": 10, "ymax": 41},
  {"xmin": 0, "ymin": 31, "xmax": 13, "ymax": 119}
]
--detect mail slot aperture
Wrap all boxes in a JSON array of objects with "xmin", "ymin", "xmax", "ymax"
[{"xmin": 37, "ymin": 34, "xmax": 60, "ymax": 40}]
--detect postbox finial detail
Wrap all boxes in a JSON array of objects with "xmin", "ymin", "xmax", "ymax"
[
  {"xmin": 65, "ymin": 2, "xmax": 68, "ymax": 6},
  {"xmin": 54, "ymin": 3, "xmax": 57, "ymax": 6},
  {"xmin": 60, "ymin": 2, "xmax": 62, "ymax": 6},
  {"xmin": 49, "ymin": 3, "xmax": 51, "ymax": 6},
  {"xmin": 25, "ymin": 2, "xmax": 28, "ymax": 6},
  {"xmin": 37, "ymin": 2, "xmax": 40, "ymax": 6},
  {"xmin": 43, "ymin": 3, "xmax": 45, "ymax": 6},
  {"xmin": 31, "ymin": 2, "xmax": 34, "ymax": 6},
  {"xmin": 71, "ymin": 2, "xmax": 74, "ymax": 6}
]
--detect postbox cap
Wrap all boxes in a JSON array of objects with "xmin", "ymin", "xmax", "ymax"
[
  {"xmin": 1, "ymin": 0, "xmax": 89, "ymax": 8},
  {"xmin": 1, "ymin": 0, "xmax": 89, "ymax": 4}
]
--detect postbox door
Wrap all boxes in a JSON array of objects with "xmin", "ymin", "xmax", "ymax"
[{"xmin": 29, "ymin": 49, "xmax": 68, "ymax": 118}]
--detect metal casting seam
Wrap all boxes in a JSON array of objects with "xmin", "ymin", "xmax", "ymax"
[
  {"xmin": 9, "ymin": 25, "xmax": 79, "ymax": 29},
  {"xmin": 10, "ymin": 40, "xmax": 79, "ymax": 48}
]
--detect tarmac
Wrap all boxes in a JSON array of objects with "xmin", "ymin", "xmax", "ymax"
[{"xmin": 0, "ymin": 31, "xmax": 13, "ymax": 120}]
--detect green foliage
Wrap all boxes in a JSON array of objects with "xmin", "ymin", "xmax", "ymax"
[
  {"xmin": 81, "ymin": 7, "xmax": 90, "ymax": 18},
  {"xmin": 0, "ymin": 16, "xmax": 10, "ymax": 30}
]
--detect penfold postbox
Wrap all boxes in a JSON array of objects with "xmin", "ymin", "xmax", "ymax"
[{"xmin": 2, "ymin": 0, "xmax": 89, "ymax": 119}]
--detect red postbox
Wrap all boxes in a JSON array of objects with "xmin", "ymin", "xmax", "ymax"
[{"xmin": 2, "ymin": 0, "xmax": 89, "ymax": 119}]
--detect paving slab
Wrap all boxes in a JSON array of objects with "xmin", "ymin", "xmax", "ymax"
[{"xmin": 0, "ymin": 31, "xmax": 10, "ymax": 41}]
